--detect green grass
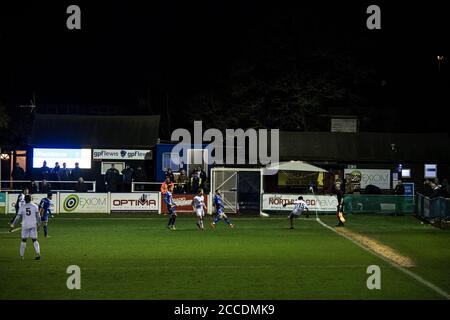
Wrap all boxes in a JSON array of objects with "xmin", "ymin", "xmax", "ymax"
[{"xmin": 0, "ymin": 214, "xmax": 449, "ymax": 300}]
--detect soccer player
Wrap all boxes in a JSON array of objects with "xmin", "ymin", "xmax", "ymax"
[
  {"xmin": 283, "ymin": 196, "xmax": 309, "ymax": 229},
  {"xmin": 10, "ymin": 195, "xmax": 41, "ymax": 260},
  {"xmin": 165, "ymin": 184, "xmax": 177, "ymax": 230},
  {"xmin": 211, "ymin": 190, "xmax": 234, "ymax": 229},
  {"xmin": 39, "ymin": 193, "xmax": 53, "ymax": 238},
  {"xmin": 192, "ymin": 189, "xmax": 207, "ymax": 230},
  {"xmin": 9, "ymin": 188, "xmax": 29, "ymax": 225}
]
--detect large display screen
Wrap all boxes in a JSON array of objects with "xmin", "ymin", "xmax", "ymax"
[{"xmin": 33, "ymin": 148, "xmax": 92, "ymax": 169}]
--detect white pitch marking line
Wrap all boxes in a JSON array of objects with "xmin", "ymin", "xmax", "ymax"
[{"xmin": 316, "ymin": 216, "xmax": 450, "ymax": 300}]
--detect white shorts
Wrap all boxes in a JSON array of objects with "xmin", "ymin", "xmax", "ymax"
[
  {"xmin": 22, "ymin": 227, "xmax": 38, "ymax": 239},
  {"xmin": 195, "ymin": 207, "xmax": 205, "ymax": 217}
]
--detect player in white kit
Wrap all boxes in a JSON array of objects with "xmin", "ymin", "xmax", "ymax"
[
  {"xmin": 9, "ymin": 188, "xmax": 29, "ymax": 225},
  {"xmin": 283, "ymin": 196, "xmax": 309, "ymax": 229},
  {"xmin": 192, "ymin": 189, "xmax": 207, "ymax": 230},
  {"xmin": 10, "ymin": 195, "xmax": 41, "ymax": 260}
]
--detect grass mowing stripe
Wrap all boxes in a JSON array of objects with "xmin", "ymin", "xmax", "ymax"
[
  {"xmin": 0, "ymin": 264, "xmax": 370, "ymax": 271},
  {"xmin": 316, "ymin": 216, "xmax": 450, "ymax": 300}
]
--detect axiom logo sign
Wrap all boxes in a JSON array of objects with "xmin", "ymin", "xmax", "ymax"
[
  {"xmin": 63, "ymin": 194, "xmax": 107, "ymax": 212},
  {"xmin": 344, "ymin": 169, "xmax": 391, "ymax": 189},
  {"xmin": 350, "ymin": 170, "xmax": 389, "ymax": 185}
]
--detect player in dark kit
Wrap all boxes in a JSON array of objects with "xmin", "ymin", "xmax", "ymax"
[
  {"xmin": 165, "ymin": 185, "xmax": 177, "ymax": 230},
  {"xmin": 334, "ymin": 180, "xmax": 346, "ymax": 227}
]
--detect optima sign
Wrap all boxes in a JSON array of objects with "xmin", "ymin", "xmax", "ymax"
[{"xmin": 110, "ymin": 193, "xmax": 159, "ymax": 212}]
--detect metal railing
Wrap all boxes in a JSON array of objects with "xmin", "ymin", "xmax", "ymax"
[
  {"xmin": 0, "ymin": 180, "xmax": 97, "ymax": 192},
  {"xmin": 417, "ymin": 194, "xmax": 450, "ymax": 219},
  {"xmin": 131, "ymin": 181, "xmax": 189, "ymax": 193}
]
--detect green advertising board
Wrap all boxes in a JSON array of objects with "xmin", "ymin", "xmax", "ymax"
[{"xmin": 0, "ymin": 192, "xmax": 6, "ymax": 214}]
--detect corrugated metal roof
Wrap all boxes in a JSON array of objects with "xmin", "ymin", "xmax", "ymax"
[{"xmin": 278, "ymin": 132, "xmax": 450, "ymax": 163}]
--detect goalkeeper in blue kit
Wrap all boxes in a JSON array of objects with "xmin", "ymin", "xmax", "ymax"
[{"xmin": 211, "ymin": 190, "xmax": 234, "ymax": 229}]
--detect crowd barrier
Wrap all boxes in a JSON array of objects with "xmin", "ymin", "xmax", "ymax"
[
  {"xmin": 0, "ymin": 180, "xmax": 97, "ymax": 192},
  {"xmin": 3, "ymin": 191, "xmax": 442, "ymax": 216},
  {"xmin": 343, "ymin": 194, "xmax": 415, "ymax": 214},
  {"xmin": 0, "ymin": 191, "xmax": 211, "ymax": 215},
  {"xmin": 261, "ymin": 194, "xmax": 338, "ymax": 213},
  {"xmin": 417, "ymin": 194, "xmax": 450, "ymax": 219},
  {"xmin": 0, "ymin": 191, "xmax": 161, "ymax": 214}
]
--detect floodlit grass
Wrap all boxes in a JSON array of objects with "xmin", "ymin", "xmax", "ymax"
[{"xmin": 0, "ymin": 214, "xmax": 449, "ymax": 299}]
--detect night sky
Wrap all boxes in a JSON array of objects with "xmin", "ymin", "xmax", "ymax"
[{"xmin": 0, "ymin": 1, "xmax": 448, "ymax": 140}]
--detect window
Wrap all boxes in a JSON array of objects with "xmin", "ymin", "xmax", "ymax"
[{"xmin": 162, "ymin": 152, "xmax": 180, "ymax": 172}]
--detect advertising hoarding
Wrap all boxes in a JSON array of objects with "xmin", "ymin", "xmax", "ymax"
[
  {"xmin": 110, "ymin": 192, "xmax": 159, "ymax": 212},
  {"xmin": 262, "ymin": 194, "xmax": 338, "ymax": 212},
  {"xmin": 59, "ymin": 193, "xmax": 108, "ymax": 213}
]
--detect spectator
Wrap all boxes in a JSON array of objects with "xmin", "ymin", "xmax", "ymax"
[
  {"xmin": 105, "ymin": 164, "xmax": 120, "ymax": 192},
  {"xmin": 41, "ymin": 161, "xmax": 51, "ymax": 180},
  {"xmin": 423, "ymin": 180, "xmax": 433, "ymax": 197},
  {"xmin": 393, "ymin": 180, "xmax": 405, "ymax": 215},
  {"xmin": 11, "ymin": 162, "xmax": 25, "ymax": 189},
  {"xmin": 121, "ymin": 164, "xmax": 134, "ymax": 192},
  {"xmin": 430, "ymin": 182, "xmax": 442, "ymax": 198},
  {"xmin": 199, "ymin": 168, "xmax": 207, "ymax": 188},
  {"xmin": 190, "ymin": 171, "xmax": 201, "ymax": 194},
  {"xmin": 393, "ymin": 180, "xmax": 405, "ymax": 195},
  {"xmin": 75, "ymin": 177, "xmax": 88, "ymax": 192},
  {"xmin": 29, "ymin": 180, "xmax": 39, "ymax": 193},
  {"xmin": 52, "ymin": 162, "xmax": 61, "ymax": 189},
  {"xmin": 165, "ymin": 168, "xmax": 175, "ymax": 183},
  {"xmin": 134, "ymin": 166, "xmax": 146, "ymax": 191},
  {"xmin": 40, "ymin": 179, "xmax": 52, "ymax": 193},
  {"xmin": 334, "ymin": 180, "xmax": 344, "ymax": 205},
  {"xmin": 59, "ymin": 162, "xmax": 71, "ymax": 182},
  {"xmin": 71, "ymin": 162, "xmax": 82, "ymax": 181},
  {"xmin": 52, "ymin": 162, "xmax": 60, "ymax": 180},
  {"xmin": 177, "ymin": 169, "xmax": 188, "ymax": 194},
  {"xmin": 442, "ymin": 179, "xmax": 450, "ymax": 198}
]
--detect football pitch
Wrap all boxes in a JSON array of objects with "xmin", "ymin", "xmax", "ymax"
[{"xmin": 0, "ymin": 214, "xmax": 449, "ymax": 300}]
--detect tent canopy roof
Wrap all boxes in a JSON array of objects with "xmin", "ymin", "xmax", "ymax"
[{"xmin": 264, "ymin": 161, "xmax": 328, "ymax": 173}]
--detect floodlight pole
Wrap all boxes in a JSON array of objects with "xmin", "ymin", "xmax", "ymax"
[{"xmin": 437, "ymin": 56, "xmax": 444, "ymax": 72}]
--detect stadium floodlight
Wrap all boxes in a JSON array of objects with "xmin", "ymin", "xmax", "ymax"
[{"xmin": 437, "ymin": 55, "xmax": 444, "ymax": 72}]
